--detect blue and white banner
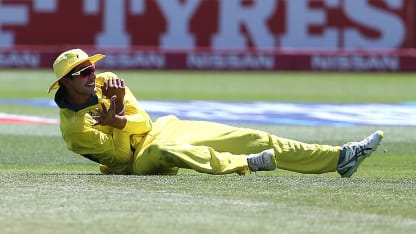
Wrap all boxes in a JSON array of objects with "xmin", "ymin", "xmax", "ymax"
[
  {"xmin": 1, "ymin": 99, "xmax": 416, "ymax": 126},
  {"xmin": 142, "ymin": 101, "xmax": 416, "ymax": 126}
]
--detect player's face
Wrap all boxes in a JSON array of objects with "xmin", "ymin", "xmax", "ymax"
[{"xmin": 68, "ymin": 62, "xmax": 97, "ymax": 95}]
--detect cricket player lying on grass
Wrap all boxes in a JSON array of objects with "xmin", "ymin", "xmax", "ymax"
[{"xmin": 48, "ymin": 49, "xmax": 384, "ymax": 177}]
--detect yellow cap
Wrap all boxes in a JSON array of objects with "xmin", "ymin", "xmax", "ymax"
[{"xmin": 48, "ymin": 48, "xmax": 105, "ymax": 93}]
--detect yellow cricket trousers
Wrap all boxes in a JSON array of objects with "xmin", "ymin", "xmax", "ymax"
[{"xmin": 132, "ymin": 115, "xmax": 341, "ymax": 175}]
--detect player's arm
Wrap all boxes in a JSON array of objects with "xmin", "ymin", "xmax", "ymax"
[
  {"xmin": 63, "ymin": 124, "xmax": 133, "ymax": 166},
  {"xmin": 97, "ymin": 72, "xmax": 153, "ymax": 135},
  {"xmin": 94, "ymin": 87, "xmax": 152, "ymax": 135},
  {"xmin": 121, "ymin": 85, "xmax": 153, "ymax": 135}
]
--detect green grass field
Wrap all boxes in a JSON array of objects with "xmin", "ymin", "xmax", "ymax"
[{"xmin": 1, "ymin": 70, "xmax": 415, "ymax": 234}]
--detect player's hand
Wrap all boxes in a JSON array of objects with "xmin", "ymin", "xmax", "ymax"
[
  {"xmin": 92, "ymin": 96, "xmax": 126, "ymax": 129},
  {"xmin": 101, "ymin": 78, "xmax": 125, "ymax": 102},
  {"xmin": 93, "ymin": 95, "xmax": 117, "ymax": 126},
  {"xmin": 101, "ymin": 78, "xmax": 126, "ymax": 115}
]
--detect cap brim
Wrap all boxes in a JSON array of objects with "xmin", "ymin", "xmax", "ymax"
[{"xmin": 47, "ymin": 54, "xmax": 105, "ymax": 93}]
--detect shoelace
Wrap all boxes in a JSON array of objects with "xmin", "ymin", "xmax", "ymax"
[
  {"xmin": 339, "ymin": 143, "xmax": 372, "ymax": 168},
  {"xmin": 248, "ymin": 153, "xmax": 268, "ymax": 171},
  {"xmin": 249, "ymin": 156, "xmax": 263, "ymax": 171},
  {"xmin": 353, "ymin": 143, "xmax": 370, "ymax": 157}
]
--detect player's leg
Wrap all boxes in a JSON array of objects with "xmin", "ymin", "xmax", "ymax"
[
  {"xmin": 138, "ymin": 116, "xmax": 383, "ymax": 176},
  {"xmin": 270, "ymin": 136, "xmax": 341, "ymax": 174},
  {"xmin": 156, "ymin": 119, "xmax": 272, "ymax": 154},
  {"xmin": 260, "ymin": 130, "xmax": 384, "ymax": 176},
  {"xmin": 129, "ymin": 115, "xmax": 253, "ymax": 175},
  {"xmin": 159, "ymin": 119, "xmax": 341, "ymax": 174},
  {"xmin": 132, "ymin": 142, "xmax": 250, "ymax": 175}
]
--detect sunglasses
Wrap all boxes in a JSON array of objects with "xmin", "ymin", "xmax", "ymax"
[{"xmin": 71, "ymin": 64, "xmax": 96, "ymax": 78}]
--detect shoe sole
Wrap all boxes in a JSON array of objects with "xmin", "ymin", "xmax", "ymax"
[{"xmin": 342, "ymin": 130, "xmax": 384, "ymax": 178}]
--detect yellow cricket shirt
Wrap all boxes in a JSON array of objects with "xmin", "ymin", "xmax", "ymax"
[{"xmin": 54, "ymin": 72, "xmax": 152, "ymax": 174}]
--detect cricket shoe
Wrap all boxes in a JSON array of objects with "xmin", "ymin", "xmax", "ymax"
[
  {"xmin": 337, "ymin": 130, "xmax": 384, "ymax": 178},
  {"xmin": 247, "ymin": 149, "xmax": 277, "ymax": 172}
]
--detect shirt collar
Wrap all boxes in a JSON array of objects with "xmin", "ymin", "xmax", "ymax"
[{"xmin": 54, "ymin": 87, "xmax": 99, "ymax": 112}]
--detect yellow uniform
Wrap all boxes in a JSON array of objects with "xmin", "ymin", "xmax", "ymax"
[{"xmin": 55, "ymin": 72, "xmax": 340, "ymax": 175}]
